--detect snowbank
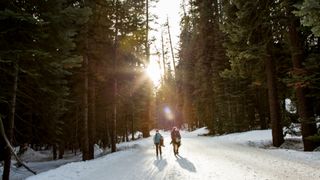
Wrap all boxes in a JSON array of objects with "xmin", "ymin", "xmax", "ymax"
[
  {"xmin": 214, "ymin": 129, "xmax": 272, "ymax": 148},
  {"xmin": 94, "ymin": 144, "xmax": 103, "ymax": 158},
  {"xmin": 19, "ymin": 147, "xmax": 51, "ymax": 162},
  {"xmin": 181, "ymin": 127, "xmax": 209, "ymax": 137}
]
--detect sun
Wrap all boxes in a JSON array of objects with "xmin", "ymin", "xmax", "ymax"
[{"xmin": 146, "ymin": 59, "xmax": 162, "ymax": 87}]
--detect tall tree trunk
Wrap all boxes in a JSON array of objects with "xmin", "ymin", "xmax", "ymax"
[
  {"xmin": 161, "ymin": 32, "xmax": 167, "ymax": 81},
  {"xmin": 256, "ymin": 87, "xmax": 268, "ymax": 129},
  {"xmin": 265, "ymin": 52, "xmax": 284, "ymax": 147},
  {"xmin": 52, "ymin": 144, "xmax": 57, "ymax": 160},
  {"xmin": 82, "ymin": 53, "xmax": 90, "ymax": 160},
  {"xmin": 81, "ymin": 0, "xmax": 90, "ymax": 161},
  {"xmin": 88, "ymin": 62, "xmax": 96, "ymax": 159},
  {"xmin": 74, "ymin": 109, "xmax": 79, "ymax": 156},
  {"xmin": 3, "ymin": 60, "xmax": 19, "ymax": 180},
  {"xmin": 111, "ymin": 0, "xmax": 120, "ymax": 153},
  {"xmin": 58, "ymin": 143, "xmax": 64, "ymax": 159},
  {"xmin": 125, "ymin": 118, "xmax": 129, "ymax": 142},
  {"xmin": 247, "ymin": 96, "xmax": 255, "ymax": 129},
  {"xmin": 111, "ymin": 75, "xmax": 117, "ymax": 152},
  {"xmin": 146, "ymin": 0, "xmax": 149, "ymax": 66},
  {"xmin": 130, "ymin": 89, "xmax": 135, "ymax": 141},
  {"xmin": 167, "ymin": 17, "xmax": 176, "ymax": 75},
  {"xmin": 131, "ymin": 113, "xmax": 135, "ymax": 141},
  {"xmin": 105, "ymin": 111, "xmax": 111, "ymax": 148},
  {"xmin": 142, "ymin": 0, "xmax": 150, "ymax": 138},
  {"xmin": 287, "ymin": 12, "xmax": 319, "ymax": 151}
]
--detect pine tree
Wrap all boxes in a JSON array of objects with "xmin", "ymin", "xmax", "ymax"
[
  {"xmin": 294, "ymin": 0, "xmax": 320, "ymax": 37},
  {"xmin": 285, "ymin": 0, "xmax": 319, "ymax": 151},
  {"xmin": 0, "ymin": 0, "xmax": 90, "ymax": 177},
  {"xmin": 221, "ymin": 0, "xmax": 284, "ymax": 145}
]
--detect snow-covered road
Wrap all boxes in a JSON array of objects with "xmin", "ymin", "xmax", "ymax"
[{"xmin": 27, "ymin": 129, "xmax": 320, "ymax": 180}]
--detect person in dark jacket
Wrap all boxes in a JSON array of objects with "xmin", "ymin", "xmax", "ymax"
[
  {"xmin": 153, "ymin": 130, "xmax": 163, "ymax": 156},
  {"xmin": 170, "ymin": 127, "xmax": 181, "ymax": 155}
]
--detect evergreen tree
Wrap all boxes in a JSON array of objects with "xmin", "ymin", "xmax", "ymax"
[
  {"xmin": 221, "ymin": 0, "xmax": 284, "ymax": 146},
  {"xmin": 285, "ymin": 0, "xmax": 320, "ymax": 151},
  {"xmin": 294, "ymin": 0, "xmax": 320, "ymax": 37},
  {"xmin": 0, "ymin": 0, "xmax": 90, "ymax": 178}
]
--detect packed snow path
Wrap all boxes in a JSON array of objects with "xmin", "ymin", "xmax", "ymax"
[{"xmin": 28, "ymin": 130, "xmax": 320, "ymax": 180}]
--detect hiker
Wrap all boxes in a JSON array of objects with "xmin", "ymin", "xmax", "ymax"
[
  {"xmin": 170, "ymin": 127, "xmax": 181, "ymax": 155},
  {"xmin": 153, "ymin": 130, "xmax": 163, "ymax": 156}
]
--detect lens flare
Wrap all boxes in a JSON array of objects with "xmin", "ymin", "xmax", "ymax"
[{"xmin": 164, "ymin": 106, "xmax": 174, "ymax": 120}]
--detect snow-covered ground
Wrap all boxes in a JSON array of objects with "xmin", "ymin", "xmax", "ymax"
[{"xmin": 13, "ymin": 128, "xmax": 318, "ymax": 180}]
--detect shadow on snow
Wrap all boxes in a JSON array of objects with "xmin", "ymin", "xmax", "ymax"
[
  {"xmin": 153, "ymin": 155, "xmax": 167, "ymax": 171},
  {"xmin": 175, "ymin": 155, "xmax": 196, "ymax": 172}
]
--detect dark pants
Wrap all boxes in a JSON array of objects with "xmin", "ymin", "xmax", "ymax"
[
  {"xmin": 155, "ymin": 143, "xmax": 162, "ymax": 156},
  {"xmin": 172, "ymin": 142, "xmax": 180, "ymax": 155}
]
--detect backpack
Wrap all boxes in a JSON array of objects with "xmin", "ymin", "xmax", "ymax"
[
  {"xmin": 160, "ymin": 136, "xmax": 164, "ymax": 146},
  {"xmin": 172, "ymin": 130, "xmax": 181, "ymax": 142}
]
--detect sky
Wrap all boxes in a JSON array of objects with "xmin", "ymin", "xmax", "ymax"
[
  {"xmin": 147, "ymin": 0, "xmax": 183, "ymax": 86},
  {"xmin": 21, "ymin": 128, "xmax": 320, "ymax": 180},
  {"xmin": 152, "ymin": 0, "xmax": 182, "ymax": 49}
]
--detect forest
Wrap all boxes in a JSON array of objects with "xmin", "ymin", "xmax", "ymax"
[{"xmin": 1, "ymin": 0, "xmax": 320, "ymax": 179}]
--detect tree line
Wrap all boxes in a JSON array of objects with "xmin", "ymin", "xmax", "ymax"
[
  {"xmin": 1, "ymin": 0, "xmax": 320, "ymax": 179},
  {"xmin": 177, "ymin": 0, "xmax": 320, "ymax": 151},
  {"xmin": 0, "ymin": 0, "xmax": 157, "ymax": 179}
]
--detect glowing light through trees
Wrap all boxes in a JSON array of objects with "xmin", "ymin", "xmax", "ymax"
[{"xmin": 146, "ymin": 59, "xmax": 162, "ymax": 86}]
